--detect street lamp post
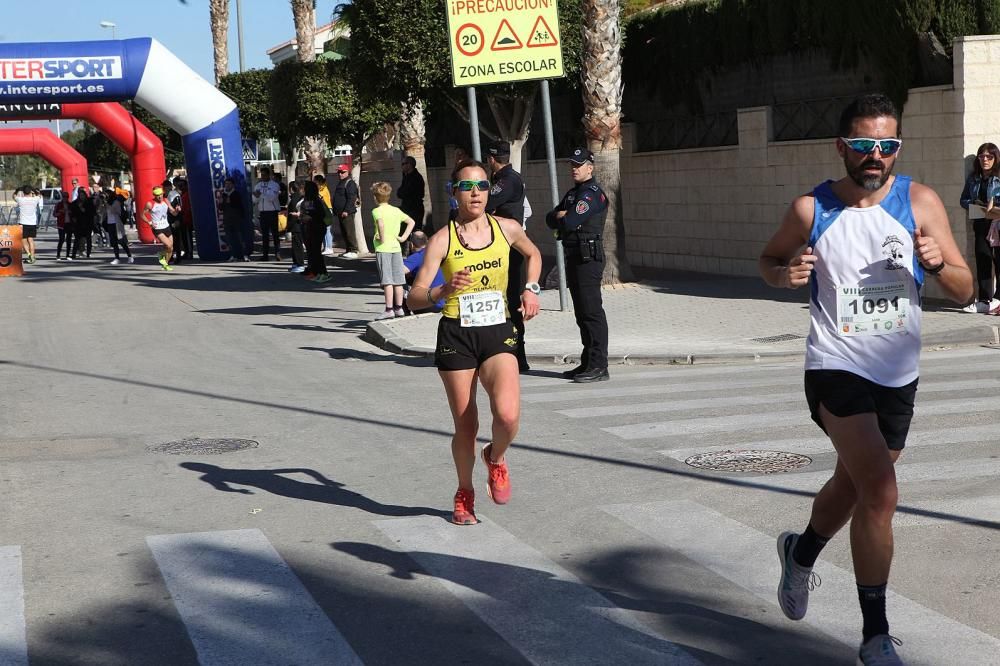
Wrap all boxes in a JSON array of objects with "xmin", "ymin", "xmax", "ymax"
[{"xmin": 99, "ymin": 21, "xmax": 118, "ymax": 40}]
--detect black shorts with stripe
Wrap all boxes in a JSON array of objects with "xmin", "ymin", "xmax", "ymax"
[{"xmin": 435, "ymin": 317, "xmax": 518, "ymax": 371}]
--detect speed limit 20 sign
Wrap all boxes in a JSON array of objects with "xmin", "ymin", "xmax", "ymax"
[
  {"xmin": 0, "ymin": 225, "xmax": 24, "ymax": 277},
  {"xmin": 446, "ymin": 0, "xmax": 564, "ymax": 86}
]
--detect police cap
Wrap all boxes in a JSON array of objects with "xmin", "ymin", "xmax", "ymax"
[
  {"xmin": 569, "ymin": 147, "xmax": 594, "ymax": 165},
  {"xmin": 488, "ymin": 140, "xmax": 511, "ymax": 158}
]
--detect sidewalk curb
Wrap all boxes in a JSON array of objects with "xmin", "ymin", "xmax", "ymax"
[{"xmin": 364, "ymin": 321, "xmax": 1000, "ymax": 365}]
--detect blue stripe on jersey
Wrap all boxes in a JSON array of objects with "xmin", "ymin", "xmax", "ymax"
[{"xmin": 808, "ymin": 180, "xmax": 844, "ymax": 247}]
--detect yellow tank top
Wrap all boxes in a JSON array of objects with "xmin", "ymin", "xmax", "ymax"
[{"xmin": 442, "ymin": 214, "xmax": 512, "ymax": 320}]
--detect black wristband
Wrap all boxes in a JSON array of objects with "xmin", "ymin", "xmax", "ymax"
[{"xmin": 922, "ymin": 261, "xmax": 945, "ymax": 275}]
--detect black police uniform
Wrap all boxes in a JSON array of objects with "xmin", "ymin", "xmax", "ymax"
[
  {"xmin": 546, "ymin": 170, "xmax": 610, "ymax": 381},
  {"xmin": 486, "ymin": 162, "xmax": 529, "ymax": 371}
]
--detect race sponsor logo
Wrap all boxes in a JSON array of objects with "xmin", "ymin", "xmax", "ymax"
[
  {"xmin": 207, "ymin": 138, "xmax": 228, "ymax": 248},
  {"xmin": 453, "ymin": 248, "xmax": 464, "ymax": 257},
  {"xmin": 0, "ymin": 57, "xmax": 122, "ymax": 82},
  {"xmin": 464, "ymin": 257, "xmax": 503, "ymax": 272}
]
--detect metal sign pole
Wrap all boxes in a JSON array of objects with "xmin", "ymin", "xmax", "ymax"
[
  {"xmin": 540, "ymin": 79, "xmax": 568, "ymax": 311},
  {"xmin": 467, "ymin": 87, "xmax": 482, "ymax": 161}
]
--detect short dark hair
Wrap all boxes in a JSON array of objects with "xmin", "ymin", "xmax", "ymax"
[
  {"xmin": 451, "ymin": 159, "xmax": 488, "ymax": 184},
  {"xmin": 838, "ymin": 94, "xmax": 900, "ymax": 137},
  {"xmin": 259, "ymin": 166, "xmax": 271, "ymax": 176},
  {"xmin": 402, "ymin": 156, "xmax": 416, "ymax": 168},
  {"xmin": 313, "ymin": 174, "xmax": 326, "ymax": 184}
]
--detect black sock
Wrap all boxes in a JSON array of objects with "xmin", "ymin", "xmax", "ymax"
[
  {"xmin": 792, "ymin": 523, "xmax": 830, "ymax": 568},
  {"xmin": 857, "ymin": 583, "xmax": 889, "ymax": 641}
]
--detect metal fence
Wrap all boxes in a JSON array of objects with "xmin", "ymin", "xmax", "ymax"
[
  {"xmin": 634, "ymin": 111, "xmax": 738, "ymax": 152},
  {"xmin": 771, "ymin": 96, "xmax": 855, "ymax": 142}
]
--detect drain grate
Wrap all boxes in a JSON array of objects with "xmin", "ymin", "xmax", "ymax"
[
  {"xmin": 147, "ymin": 438, "xmax": 259, "ymax": 455},
  {"xmin": 684, "ymin": 449, "xmax": 812, "ymax": 474},
  {"xmin": 749, "ymin": 333, "xmax": 806, "ymax": 344}
]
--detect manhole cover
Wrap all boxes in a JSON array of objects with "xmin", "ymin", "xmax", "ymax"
[
  {"xmin": 147, "ymin": 438, "xmax": 259, "ymax": 455},
  {"xmin": 684, "ymin": 450, "xmax": 812, "ymax": 474},
  {"xmin": 749, "ymin": 333, "xmax": 806, "ymax": 344}
]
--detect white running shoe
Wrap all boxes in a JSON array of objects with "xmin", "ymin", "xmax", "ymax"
[
  {"xmin": 856, "ymin": 634, "xmax": 903, "ymax": 665},
  {"xmin": 110, "ymin": 259, "xmax": 120, "ymax": 265},
  {"xmin": 373, "ymin": 310, "xmax": 396, "ymax": 320},
  {"xmin": 341, "ymin": 251, "xmax": 359, "ymax": 259},
  {"xmin": 128, "ymin": 256, "xmax": 135, "ymax": 264},
  {"xmin": 322, "ymin": 249, "xmax": 336, "ymax": 256},
  {"xmin": 394, "ymin": 308, "xmax": 405, "ymax": 317},
  {"xmin": 776, "ymin": 532, "xmax": 821, "ymax": 621},
  {"xmin": 962, "ymin": 301, "xmax": 990, "ymax": 313},
  {"xmin": 289, "ymin": 265, "xmax": 305, "ymax": 273}
]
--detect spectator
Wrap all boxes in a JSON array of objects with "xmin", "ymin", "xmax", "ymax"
[
  {"xmin": 960, "ymin": 142, "xmax": 1000, "ymax": 313},
  {"xmin": 314, "ymin": 174, "xmax": 335, "ymax": 256},
  {"xmin": 397, "ymin": 155, "xmax": 426, "ymax": 231},
  {"xmin": 275, "ymin": 172, "xmax": 290, "ymax": 241},
  {"xmin": 285, "ymin": 181, "xmax": 306, "ymax": 273},
  {"xmin": 221, "ymin": 177, "xmax": 249, "ymax": 262},
  {"xmin": 332, "ymin": 164, "xmax": 360, "ymax": 258},
  {"xmin": 55, "ymin": 190, "xmax": 72, "ymax": 261},
  {"xmin": 92, "ymin": 188, "xmax": 109, "ymax": 248},
  {"xmin": 371, "ymin": 181, "xmax": 415, "ymax": 319},
  {"xmin": 403, "ymin": 230, "xmax": 445, "ymax": 314},
  {"xmin": 253, "ymin": 166, "xmax": 282, "ymax": 261},
  {"xmin": 300, "ymin": 180, "xmax": 331, "ymax": 283},
  {"xmin": 175, "ymin": 178, "xmax": 195, "ymax": 263},
  {"xmin": 71, "ymin": 186, "xmax": 94, "ymax": 259},
  {"xmin": 106, "ymin": 192, "xmax": 134, "ymax": 265}
]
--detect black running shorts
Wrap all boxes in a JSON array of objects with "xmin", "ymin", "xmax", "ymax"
[
  {"xmin": 155, "ymin": 226, "xmax": 172, "ymax": 238},
  {"xmin": 804, "ymin": 369, "xmax": 918, "ymax": 450},
  {"xmin": 435, "ymin": 317, "xmax": 518, "ymax": 371},
  {"xmin": 21, "ymin": 225, "xmax": 37, "ymax": 239}
]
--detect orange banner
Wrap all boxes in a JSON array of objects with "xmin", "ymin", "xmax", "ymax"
[{"xmin": 0, "ymin": 225, "xmax": 24, "ymax": 277}]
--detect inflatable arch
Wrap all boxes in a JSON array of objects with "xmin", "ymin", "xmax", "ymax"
[
  {"xmin": 0, "ymin": 39, "xmax": 249, "ymax": 260},
  {"xmin": 0, "ymin": 128, "xmax": 88, "ymax": 193},
  {"xmin": 2, "ymin": 102, "xmax": 168, "ymax": 244}
]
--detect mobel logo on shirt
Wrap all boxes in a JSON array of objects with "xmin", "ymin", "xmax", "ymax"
[{"xmin": 464, "ymin": 257, "xmax": 503, "ymax": 273}]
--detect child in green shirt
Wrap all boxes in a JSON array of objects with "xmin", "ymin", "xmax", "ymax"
[{"xmin": 371, "ymin": 181, "xmax": 416, "ymax": 319}]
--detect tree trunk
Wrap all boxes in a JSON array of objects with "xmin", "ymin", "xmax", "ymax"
[
  {"xmin": 290, "ymin": 0, "xmax": 316, "ymax": 62},
  {"xmin": 485, "ymin": 93, "xmax": 535, "ymax": 172},
  {"xmin": 581, "ymin": 0, "xmax": 633, "ymax": 285},
  {"xmin": 400, "ymin": 100, "xmax": 434, "ymax": 231},
  {"xmin": 350, "ymin": 148, "xmax": 370, "ymax": 255},
  {"xmin": 209, "ymin": 0, "xmax": 230, "ymax": 84}
]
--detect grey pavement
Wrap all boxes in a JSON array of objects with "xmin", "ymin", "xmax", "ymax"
[{"xmin": 369, "ymin": 268, "xmax": 1000, "ymax": 363}]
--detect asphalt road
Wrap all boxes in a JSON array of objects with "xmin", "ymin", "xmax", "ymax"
[{"xmin": 1, "ymin": 242, "xmax": 998, "ymax": 665}]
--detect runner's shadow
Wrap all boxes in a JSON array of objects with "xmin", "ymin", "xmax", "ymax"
[{"xmin": 180, "ymin": 462, "xmax": 449, "ymax": 519}]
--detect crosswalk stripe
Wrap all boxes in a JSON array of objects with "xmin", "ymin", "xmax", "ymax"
[
  {"xmin": 602, "ymin": 500, "xmax": 1000, "ymax": 664},
  {"xmin": 0, "ymin": 546, "xmax": 27, "ymax": 666},
  {"xmin": 556, "ymin": 378, "xmax": 1000, "ymax": 419},
  {"xmin": 375, "ymin": 516, "xmax": 703, "ymax": 665},
  {"xmin": 893, "ymin": 496, "xmax": 1000, "ymax": 528},
  {"xmin": 147, "ymin": 529, "xmax": 362, "ymax": 666},
  {"xmin": 660, "ymin": 423, "xmax": 1000, "ymax": 463},
  {"xmin": 603, "ymin": 396, "xmax": 996, "ymax": 440},
  {"xmin": 734, "ymin": 457, "xmax": 1000, "ymax": 492}
]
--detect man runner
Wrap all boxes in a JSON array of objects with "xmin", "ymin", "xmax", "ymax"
[
  {"xmin": 407, "ymin": 160, "xmax": 542, "ymax": 525},
  {"xmin": 760, "ymin": 94, "xmax": 972, "ymax": 665}
]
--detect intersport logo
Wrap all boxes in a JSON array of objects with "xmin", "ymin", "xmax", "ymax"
[{"xmin": 0, "ymin": 57, "xmax": 122, "ymax": 82}]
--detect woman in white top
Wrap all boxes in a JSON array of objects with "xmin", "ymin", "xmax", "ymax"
[
  {"xmin": 14, "ymin": 187, "xmax": 43, "ymax": 264},
  {"xmin": 105, "ymin": 192, "xmax": 133, "ymax": 265},
  {"xmin": 142, "ymin": 186, "xmax": 178, "ymax": 271}
]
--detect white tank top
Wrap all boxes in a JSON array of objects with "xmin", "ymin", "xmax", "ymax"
[
  {"xmin": 805, "ymin": 175, "xmax": 924, "ymax": 387},
  {"xmin": 15, "ymin": 195, "xmax": 41, "ymax": 226},
  {"xmin": 149, "ymin": 200, "xmax": 169, "ymax": 229}
]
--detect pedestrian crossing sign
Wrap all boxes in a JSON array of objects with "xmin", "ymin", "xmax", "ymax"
[{"xmin": 241, "ymin": 139, "xmax": 258, "ymax": 161}]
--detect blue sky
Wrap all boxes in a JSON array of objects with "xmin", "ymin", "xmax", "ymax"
[{"xmin": 0, "ymin": 0, "xmax": 340, "ymax": 84}]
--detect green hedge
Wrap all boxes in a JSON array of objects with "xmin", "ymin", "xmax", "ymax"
[{"xmin": 624, "ymin": 0, "xmax": 1000, "ymax": 111}]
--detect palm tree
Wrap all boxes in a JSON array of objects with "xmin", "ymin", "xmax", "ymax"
[
  {"xmin": 209, "ymin": 0, "xmax": 230, "ymax": 84},
  {"xmin": 581, "ymin": 0, "xmax": 632, "ymax": 284},
  {"xmin": 289, "ymin": 0, "xmax": 327, "ymax": 177}
]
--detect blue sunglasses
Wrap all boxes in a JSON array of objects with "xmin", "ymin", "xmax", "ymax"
[{"xmin": 840, "ymin": 137, "xmax": 902, "ymax": 156}]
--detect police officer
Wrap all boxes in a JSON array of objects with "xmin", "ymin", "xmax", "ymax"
[
  {"xmin": 486, "ymin": 140, "xmax": 531, "ymax": 373},
  {"xmin": 546, "ymin": 147, "xmax": 610, "ymax": 383}
]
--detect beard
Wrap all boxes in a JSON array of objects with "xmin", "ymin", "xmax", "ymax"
[{"xmin": 845, "ymin": 156, "xmax": 895, "ymax": 191}]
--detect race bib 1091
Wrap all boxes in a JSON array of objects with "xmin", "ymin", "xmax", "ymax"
[{"xmin": 836, "ymin": 281, "xmax": 910, "ymax": 337}]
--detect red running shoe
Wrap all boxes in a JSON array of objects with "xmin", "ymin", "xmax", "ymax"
[
  {"xmin": 481, "ymin": 443, "xmax": 511, "ymax": 504},
  {"xmin": 452, "ymin": 488, "xmax": 477, "ymax": 525}
]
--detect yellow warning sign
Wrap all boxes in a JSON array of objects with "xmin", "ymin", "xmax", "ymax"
[{"xmin": 447, "ymin": 0, "xmax": 564, "ymax": 86}]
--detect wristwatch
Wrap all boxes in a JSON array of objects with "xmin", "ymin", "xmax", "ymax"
[{"xmin": 523, "ymin": 282, "xmax": 541, "ymax": 295}]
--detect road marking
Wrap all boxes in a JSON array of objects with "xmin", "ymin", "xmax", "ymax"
[
  {"xmin": 661, "ymin": 423, "xmax": 1000, "ymax": 463},
  {"xmin": 732, "ymin": 457, "xmax": 1000, "ymax": 492},
  {"xmin": 603, "ymin": 500, "xmax": 1000, "ymax": 664},
  {"xmin": 147, "ymin": 529, "xmax": 361, "ymax": 666},
  {"xmin": 603, "ymin": 396, "xmax": 999, "ymax": 440},
  {"xmin": 375, "ymin": 516, "xmax": 702, "ymax": 665},
  {"xmin": 556, "ymin": 378, "xmax": 1000, "ymax": 419},
  {"xmin": 0, "ymin": 546, "xmax": 27, "ymax": 666}
]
